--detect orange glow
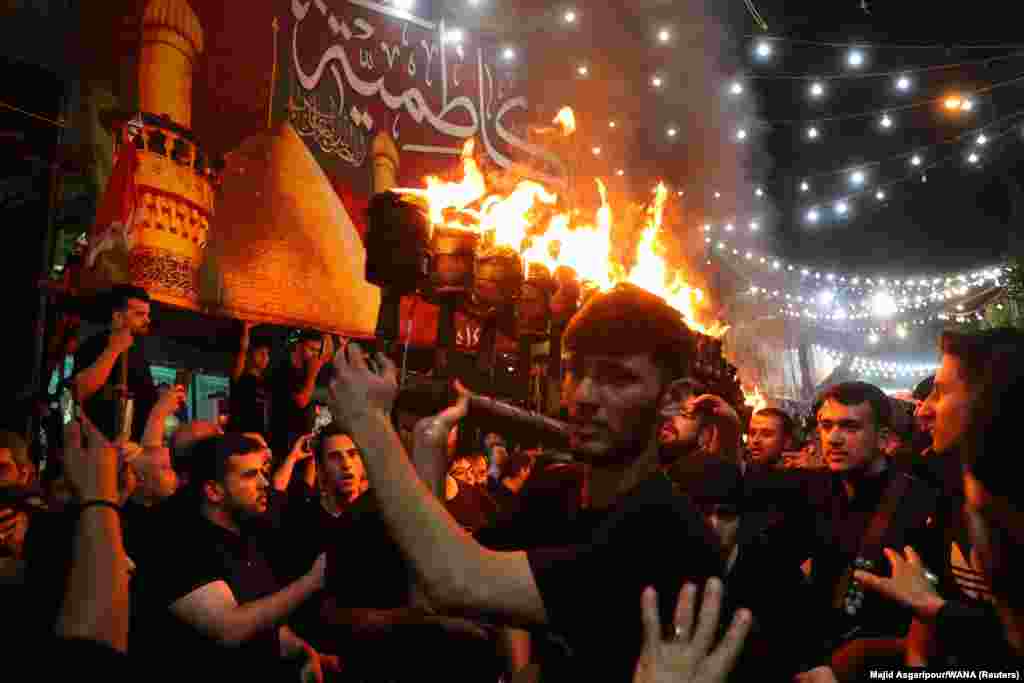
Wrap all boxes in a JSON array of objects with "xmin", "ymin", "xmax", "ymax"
[
  {"xmin": 553, "ymin": 106, "xmax": 577, "ymax": 136},
  {"xmin": 742, "ymin": 385, "xmax": 768, "ymax": 412},
  {"xmin": 944, "ymin": 95, "xmax": 962, "ymax": 110},
  {"xmin": 394, "ymin": 133, "xmax": 728, "ymax": 337}
]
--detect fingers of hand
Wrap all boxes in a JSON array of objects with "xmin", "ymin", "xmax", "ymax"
[
  {"xmin": 705, "ymin": 608, "xmax": 752, "ymax": 673},
  {"xmin": 673, "ymin": 582, "xmax": 699, "ymax": 644},
  {"xmin": 692, "ymin": 578, "xmax": 724, "ymax": 654},
  {"xmin": 639, "ymin": 586, "xmax": 662, "ymax": 643},
  {"xmin": 904, "ymin": 545, "xmax": 923, "ymax": 567}
]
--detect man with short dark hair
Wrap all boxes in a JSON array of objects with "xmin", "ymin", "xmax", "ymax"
[
  {"xmin": 329, "ymin": 284, "xmax": 728, "ymax": 682},
  {"xmin": 72, "ymin": 285, "xmax": 158, "ymax": 441},
  {"xmin": 0, "ymin": 431, "xmax": 30, "ymax": 488},
  {"xmin": 746, "ymin": 407, "xmax": 796, "ymax": 468},
  {"xmin": 268, "ymin": 330, "xmax": 333, "ymax": 462},
  {"xmin": 132, "ymin": 433, "xmax": 336, "ymax": 680},
  {"xmin": 228, "ymin": 321, "xmax": 273, "ymax": 436}
]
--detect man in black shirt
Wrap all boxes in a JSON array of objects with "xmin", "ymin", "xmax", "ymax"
[
  {"xmin": 328, "ymin": 285, "xmax": 729, "ymax": 682},
  {"xmin": 268, "ymin": 330, "xmax": 333, "ymax": 461},
  {"xmin": 72, "ymin": 285, "xmax": 158, "ymax": 442},
  {"xmin": 228, "ymin": 321, "xmax": 272, "ymax": 436},
  {"xmin": 131, "ymin": 433, "xmax": 337, "ymax": 680}
]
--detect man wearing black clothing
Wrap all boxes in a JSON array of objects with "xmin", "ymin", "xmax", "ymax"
[
  {"xmin": 72, "ymin": 285, "xmax": 158, "ymax": 442},
  {"xmin": 228, "ymin": 321, "xmax": 272, "ymax": 436},
  {"xmin": 741, "ymin": 382, "xmax": 942, "ymax": 675},
  {"xmin": 131, "ymin": 434, "xmax": 336, "ymax": 680},
  {"xmin": 268, "ymin": 331, "xmax": 333, "ymax": 460},
  {"xmin": 328, "ymin": 285, "xmax": 729, "ymax": 682}
]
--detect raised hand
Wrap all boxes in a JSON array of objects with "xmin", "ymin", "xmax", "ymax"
[
  {"xmin": 853, "ymin": 546, "xmax": 945, "ymax": 621},
  {"xmin": 63, "ymin": 414, "xmax": 120, "ymax": 504},
  {"xmin": 633, "ymin": 579, "xmax": 752, "ymax": 683},
  {"xmin": 329, "ymin": 341, "xmax": 399, "ymax": 424},
  {"xmin": 413, "ymin": 379, "xmax": 470, "ymax": 450}
]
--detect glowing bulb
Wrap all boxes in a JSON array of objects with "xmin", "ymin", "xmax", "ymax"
[
  {"xmin": 746, "ymin": 251, "xmax": 753, "ymax": 260},
  {"xmin": 713, "ymin": 191, "xmax": 721, "ymax": 199},
  {"xmin": 810, "ymin": 82, "xmax": 825, "ymax": 98},
  {"xmin": 911, "ymin": 154, "xmax": 922, "ymax": 166},
  {"xmin": 881, "ymin": 114, "xmax": 892, "ymax": 128},
  {"xmin": 725, "ymin": 223, "xmax": 734, "ymax": 232},
  {"xmin": 800, "ymin": 181, "xmax": 810, "ymax": 192},
  {"xmin": 756, "ymin": 41, "xmax": 773, "ymax": 58},
  {"xmin": 609, "ymin": 121, "xmax": 617, "ymax": 128},
  {"xmin": 736, "ymin": 128, "xmax": 748, "ymax": 141},
  {"xmin": 667, "ymin": 127, "xmax": 678, "ymax": 138},
  {"xmin": 502, "ymin": 47, "xmax": 516, "ymax": 61},
  {"xmin": 592, "ymin": 146, "xmax": 601, "ymax": 155},
  {"xmin": 773, "ymin": 261, "xmax": 781, "ymax": 269},
  {"xmin": 945, "ymin": 96, "xmax": 962, "ymax": 110},
  {"xmin": 896, "ymin": 76, "xmax": 911, "ymax": 91},
  {"xmin": 872, "ymin": 291, "xmax": 898, "ymax": 317},
  {"xmin": 658, "ymin": 28, "xmax": 671, "ymax": 43},
  {"xmin": 961, "ymin": 98, "xmax": 974, "ymax": 112},
  {"xmin": 730, "ymin": 81, "xmax": 743, "ymax": 95},
  {"xmin": 968, "ymin": 152, "xmax": 979, "ymax": 164},
  {"xmin": 850, "ymin": 171, "xmax": 865, "ymax": 185},
  {"xmin": 847, "ymin": 50, "xmax": 864, "ymax": 67},
  {"xmin": 616, "ymin": 169, "xmax": 625, "ymax": 176},
  {"xmin": 807, "ymin": 126, "xmax": 820, "ymax": 140},
  {"xmin": 749, "ymin": 220, "xmax": 759, "ymax": 231},
  {"xmin": 819, "ymin": 290, "xmax": 835, "ymax": 306},
  {"xmin": 876, "ymin": 189, "xmax": 886, "ymax": 200},
  {"xmin": 806, "ymin": 209, "xmax": 819, "ymax": 223},
  {"xmin": 703, "ymin": 224, "xmax": 711, "ymax": 231},
  {"xmin": 868, "ymin": 332, "xmax": 879, "ymax": 344},
  {"xmin": 835, "ymin": 200, "xmax": 848, "ymax": 215},
  {"xmin": 577, "ymin": 65, "xmax": 588, "ymax": 76},
  {"xmin": 444, "ymin": 28, "xmax": 464, "ymax": 43},
  {"xmin": 564, "ymin": 10, "xmax": 576, "ymax": 23},
  {"xmin": 652, "ymin": 76, "xmax": 663, "ymax": 88},
  {"xmin": 755, "ymin": 187, "xmax": 763, "ymax": 197},
  {"xmin": 897, "ymin": 326, "xmax": 908, "ymax": 339},
  {"xmin": 977, "ymin": 133, "xmax": 988, "ymax": 146}
]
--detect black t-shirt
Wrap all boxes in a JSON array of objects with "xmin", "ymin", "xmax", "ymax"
[
  {"xmin": 522, "ymin": 473, "xmax": 723, "ymax": 682},
  {"xmin": 268, "ymin": 364, "xmax": 314, "ymax": 458},
  {"xmin": 228, "ymin": 373, "xmax": 270, "ymax": 437},
  {"xmin": 445, "ymin": 481, "xmax": 496, "ymax": 533},
  {"xmin": 72, "ymin": 332, "xmax": 157, "ymax": 442},
  {"xmin": 131, "ymin": 506, "xmax": 286, "ymax": 679}
]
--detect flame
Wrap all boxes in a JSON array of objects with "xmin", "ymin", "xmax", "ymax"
[
  {"xmin": 742, "ymin": 385, "xmax": 768, "ymax": 413},
  {"xmin": 553, "ymin": 106, "xmax": 577, "ymax": 136},
  {"xmin": 395, "ymin": 128, "xmax": 728, "ymax": 337}
]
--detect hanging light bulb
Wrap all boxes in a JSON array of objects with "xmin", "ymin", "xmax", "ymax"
[
  {"xmin": 807, "ymin": 126, "xmax": 820, "ymax": 140},
  {"xmin": 651, "ymin": 75, "xmax": 664, "ymax": 88},
  {"xmin": 868, "ymin": 332, "xmax": 880, "ymax": 344},
  {"xmin": 896, "ymin": 75, "xmax": 911, "ymax": 91},
  {"xmin": 809, "ymin": 81, "xmax": 825, "ymax": 98},
  {"xmin": 876, "ymin": 189, "xmax": 886, "ymax": 201},
  {"xmin": 911, "ymin": 154, "xmax": 922, "ymax": 166},
  {"xmin": 658, "ymin": 28, "xmax": 671, "ymax": 43},
  {"xmin": 968, "ymin": 152, "xmax": 980, "ymax": 164},
  {"xmin": 847, "ymin": 49, "xmax": 865, "ymax": 67},
  {"xmin": 755, "ymin": 186, "xmax": 764, "ymax": 197},
  {"xmin": 806, "ymin": 208, "xmax": 820, "ymax": 223},
  {"xmin": 850, "ymin": 170, "xmax": 865, "ymax": 185},
  {"xmin": 736, "ymin": 128, "xmax": 748, "ymax": 141},
  {"xmin": 730, "ymin": 81, "xmax": 744, "ymax": 96},
  {"xmin": 667, "ymin": 126, "xmax": 678, "ymax": 138},
  {"xmin": 800, "ymin": 180, "xmax": 810, "ymax": 192},
  {"xmin": 749, "ymin": 220, "xmax": 760, "ymax": 231},
  {"xmin": 976, "ymin": 133, "xmax": 988, "ymax": 146},
  {"xmin": 880, "ymin": 113, "xmax": 893, "ymax": 129},
  {"xmin": 835, "ymin": 200, "xmax": 849, "ymax": 215},
  {"xmin": 755, "ymin": 40, "xmax": 773, "ymax": 59},
  {"xmin": 564, "ymin": 9, "xmax": 577, "ymax": 23},
  {"xmin": 725, "ymin": 223, "xmax": 734, "ymax": 232}
]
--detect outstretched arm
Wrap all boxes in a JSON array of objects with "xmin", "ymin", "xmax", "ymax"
[{"xmin": 332, "ymin": 344, "xmax": 547, "ymax": 625}]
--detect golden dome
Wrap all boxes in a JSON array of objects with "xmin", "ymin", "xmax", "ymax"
[{"xmin": 142, "ymin": 0, "xmax": 204, "ymax": 55}]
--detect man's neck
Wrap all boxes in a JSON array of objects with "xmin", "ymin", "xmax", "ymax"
[
  {"xmin": 320, "ymin": 487, "xmax": 357, "ymax": 517},
  {"xmin": 841, "ymin": 455, "xmax": 888, "ymax": 500},
  {"xmin": 201, "ymin": 503, "xmax": 241, "ymax": 535},
  {"xmin": 587, "ymin": 437, "xmax": 659, "ymax": 510}
]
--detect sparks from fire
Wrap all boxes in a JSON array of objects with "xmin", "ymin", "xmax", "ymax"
[{"xmin": 391, "ymin": 111, "xmax": 727, "ymax": 337}]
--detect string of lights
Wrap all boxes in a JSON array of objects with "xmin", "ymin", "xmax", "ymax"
[
  {"xmin": 738, "ymin": 51, "xmax": 1024, "ymax": 82},
  {"xmin": 744, "ymin": 35, "xmax": 1024, "ymax": 52},
  {"xmin": 813, "ymin": 345, "xmax": 938, "ymax": 379}
]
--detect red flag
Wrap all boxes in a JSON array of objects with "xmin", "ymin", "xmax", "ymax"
[{"xmin": 86, "ymin": 127, "xmax": 140, "ymax": 268}]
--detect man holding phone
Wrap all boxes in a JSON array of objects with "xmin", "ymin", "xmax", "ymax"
[{"xmin": 268, "ymin": 330, "xmax": 334, "ymax": 463}]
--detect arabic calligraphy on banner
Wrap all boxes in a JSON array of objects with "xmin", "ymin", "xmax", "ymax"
[{"xmin": 285, "ymin": 0, "xmax": 564, "ymax": 190}]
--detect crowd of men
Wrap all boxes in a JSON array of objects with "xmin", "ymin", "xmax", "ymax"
[{"xmin": 1, "ymin": 282, "xmax": 1022, "ymax": 681}]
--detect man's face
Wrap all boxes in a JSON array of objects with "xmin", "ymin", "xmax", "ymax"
[
  {"xmin": 471, "ymin": 455, "xmax": 488, "ymax": 484},
  {"xmin": 567, "ymin": 352, "xmax": 664, "ymax": 464},
  {"xmin": 918, "ymin": 354, "xmax": 972, "ymax": 455},
  {"xmin": 0, "ymin": 449, "xmax": 20, "ymax": 488},
  {"xmin": 882, "ymin": 432, "xmax": 907, "ymax": 457},
  {"xmin": 219, "ymin": 450, "xmax": 270, "ymax": 519},
  {"xmin": 817, "ymin": 399, "xmax": 885, "ymax": 474},
  {"xmin": 321, "ymin": 434, "xmax": 366, "ymax": 501},
  {"xmin": 251, "ymin": 347, "xmax": 271, "ymax": 372},
  {"xmin": 115, "ymin": 298, "xmax": 151, "ymax": 336},
  {"xmin": 656, "ymin": 381, "xmax": 704, "ymax": 452},
  {"xmin": 747, "ymin": 413, "xmax": 788, "ymax": 465},
  {"xmin": 450, "ymin": 458, "xmax": 475, "ymax": 485}
]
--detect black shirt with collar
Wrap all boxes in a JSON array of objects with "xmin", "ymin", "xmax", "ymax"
[
  {"xmin": 131, "ymin": 502, "xmax": 288, "ymax": 679},
  {"xmin": 515, "ymin": 473, "xmax": 723, "ymax": 682},
  {"xmin": 268, "ymin": 363, "xmax": 315, "ymax": 459},
  {"xmin": 72, "ymin": 331, "xmax": 157, "ymax": 442}
]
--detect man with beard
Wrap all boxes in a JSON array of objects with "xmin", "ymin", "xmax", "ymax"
[
  {"xmin": 327, "ymin": 285, "xmax": 732, "ymax": 682},
  {"xmin": 72, "ymin": 285, "xmax": 158, "ymax": 442},
  {"xmin": 228, "ymin": 321, "xmax": 273, "ymax": 436},
  {"xmin": 132, "ymin": 433, "xmax": 337, "ymax": 681},
  {"xmin": 745, "ymin": 408, "xmax": 796, "ymax": 470}
]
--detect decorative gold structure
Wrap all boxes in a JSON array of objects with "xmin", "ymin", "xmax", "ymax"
[{"xmin": 138, "ymin": 0, "xmax": 204, "ymax": 128}]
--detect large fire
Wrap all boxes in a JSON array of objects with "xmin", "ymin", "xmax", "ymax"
[{"xmin": 391, "ymin": 115, "xmax": 727, "ymax": 337}]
